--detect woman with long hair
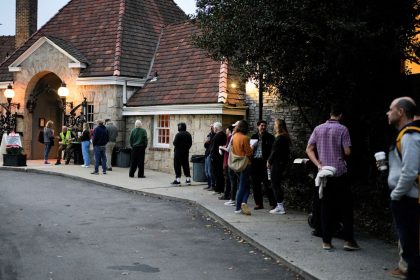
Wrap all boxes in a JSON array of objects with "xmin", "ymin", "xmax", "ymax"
[
  {"xmin": 267, "ymin": 119, "xmax": 291, "ymax": 214},
  {"xmin": 232, "ymin": 120, "xmax": 254, "ymax": 215},
  {"xmin": 80, "ymin": 123, "xmax": 91, "ymax": 167},
  {"xmin": 43, "ymin": 120, "xmax": 54, "ymax": 164}
]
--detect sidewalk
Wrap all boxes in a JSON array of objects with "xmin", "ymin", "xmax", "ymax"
[{"xmin": 0, "ymin": 160, "xmax": 399, "ymax": 280}]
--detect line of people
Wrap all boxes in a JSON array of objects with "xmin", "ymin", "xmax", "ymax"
[{"xmin": 202, "ymin": 119, "xmax": 291, "ymax": 216}]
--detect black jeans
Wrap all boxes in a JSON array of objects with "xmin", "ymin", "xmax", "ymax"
[
  {"xmin": 211, "ymin": 157, "xmax": 225, "ymax": 193},
  {"xmin": 270, "ymin": 165, "xmax": 284, "ymax": 204},
  {"xmin": 251, "ymin": 158, "xmax": 276, "ymax": 207},
  {"xmin": 228, "ymin": 167, "xmax": 239, "ymax": 200},
  {"xmin": 320, "ymin": 175, "xmax": 354, "ymax": 244},
  {"xmin": 129, "ymin": 146, "xmax": 146, "ymax": 177},
  {"xmin": 174, "ymin": 152, "xmax": 190, "ymax": 178},
  {"xmin": 391, "ymin": 197, "xmax": 420, "ymax": 280}
]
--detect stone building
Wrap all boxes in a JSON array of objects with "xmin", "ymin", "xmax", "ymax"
[{"xmin": 0, "ymin": 0, "xmax": 247, "ymax": 172}]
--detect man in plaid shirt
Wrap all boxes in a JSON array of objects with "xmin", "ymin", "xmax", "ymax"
[{"xmin": 306, "ymin": 104, "xmax": 360, "ymax": 251}]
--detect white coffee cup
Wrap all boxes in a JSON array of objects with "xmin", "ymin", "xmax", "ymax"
[{"xmin": 374, "ymin": 151, "xmax": 387, "ymax": 171}]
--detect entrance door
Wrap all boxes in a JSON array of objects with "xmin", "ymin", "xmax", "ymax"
[{"xmin": 31, "ymin": 73, "xmax": 62, "ymax": 160}]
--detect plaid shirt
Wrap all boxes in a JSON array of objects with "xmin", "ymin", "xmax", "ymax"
[{"xmin": 308, "ymin": 120, "xmax": 351, "ymax": 176}]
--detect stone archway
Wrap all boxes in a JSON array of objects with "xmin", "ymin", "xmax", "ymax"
[{"xmin": 29, "ymin": 73, "xmax": 63, "ymax": 160}]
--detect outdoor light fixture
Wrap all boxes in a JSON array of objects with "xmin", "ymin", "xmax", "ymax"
[
  {"xmin": 0, "ymin": 83, "xmax": 21, "ymax": 134},
  {"xmin": 58, "ymin": 82, "xmax": 69, "ymax": 98}
]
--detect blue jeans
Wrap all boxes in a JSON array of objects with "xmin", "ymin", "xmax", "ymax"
[
  {"xmin": 391, "ymin": 197, "xmax": 420, "ymax": 280},
  {"xmin": 235, "ymin": 165, "xmax": 251, "ymax": 211},
  {"xmin": 93, "ymin": 145, "xmax": 107, "ymax": 173},
  {"xmin": 205, "ymin": 155, "xmax": 214, "ymax": 187},
  {"xmin": 81, "ymin": 140, "xmax": 90, "ymax": 166},
  {"xmin": 44, "ymin": 142, "xmax": 52, "ymax": 161}
]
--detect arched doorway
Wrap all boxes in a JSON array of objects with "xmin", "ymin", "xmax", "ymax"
[{"xmin": 30, "ymin": 73, "xmax": 63, "ymax": 160}]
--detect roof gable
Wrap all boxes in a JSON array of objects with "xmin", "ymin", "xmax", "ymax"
[
  {"xmin": 0, "ymin": 0, "xmax": 186, "ymax": 81},
  {"xmin": 8, "ymin": 36, "xmax": 88, "ymax": 72}
]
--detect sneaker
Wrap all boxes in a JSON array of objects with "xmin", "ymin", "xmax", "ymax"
[
  {"xmin": 81, "ymin": 165, "xmax": 86, "ymax": 167},
  {"xmin": 269, "ymin": 204, "xmax": 286, "ymax": 215},
  {"xmin": 388, "ymin": 267, "xmax": 406, "ymax": 279},
  {"xmin": 343, "ymin": 241, "xmax": 361, "ymax": 251},
  {"xmin": 185, "ymin": 179, "xmax": 191, "ymax": 185},
  {"xmin": 234, "ymin": 209, "xmax": 242, "ymax": 214},
  {"xmin": 240, "ymin": 203, "xmax": 251, "ymax": 215},
  {"xmin": 54, "ymin": 162, "xmax": 61, "ymax": 165},
  {"xmin": 322, "ymin": 242, "xmax": 333, "ymax": 250},
  {"xmin": 218, "ymin": 195, "xmax": 230, "ymax": 200},
  {"xmin": 91, "ymin": 171, "xmax": 99, "ymax": 175},
  {"xmin": 224, "ymin": 199, "xmax": 236, "ymax": 206},
  {"xmin": 171, "ymin": 180, "xmax": 181, "ymax": 185},
  {"xmin": 107, "ymin": 167, "xmax": 112, "ymax": 171},
  {"xmin": 103, "ymin": 172, "xmax": 107, "ymax": 175}
]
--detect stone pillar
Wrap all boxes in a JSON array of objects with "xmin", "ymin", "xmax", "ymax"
[{"xmin": 16, "ymin": 0, "xmax": 37, "ymax": 49}]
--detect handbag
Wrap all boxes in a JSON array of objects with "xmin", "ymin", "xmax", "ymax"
[{"xmin": 228, "ymin": 148, "xmax": 249, "ymax": 172}]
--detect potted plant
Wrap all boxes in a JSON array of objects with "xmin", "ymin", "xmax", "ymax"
[{"xmin": 3, "ymin": 146, "xmax": 27, "ymax": 167}]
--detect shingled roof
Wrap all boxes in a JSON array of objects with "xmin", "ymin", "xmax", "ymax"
[
  {"xmin": 0, "ymin": 0, "xmax": 186, "ymax": 81},
  {"xmin": 127, "ymin": 22, "xmax": 245, "ymax": 107},
  {"xmin": 0, "ymin": 36, "xmax": 15, "ymax": 64}
]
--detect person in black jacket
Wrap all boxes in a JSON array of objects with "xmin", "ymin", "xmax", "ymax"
[
  {"xmin": 203, "ymin": 124, "xmax": 215, "ymax": 190},
  {"xmin": 209, "ymin": 122, "xmax": 227, "ymax": 194},
  {"xmin": 267, "ymin": 119, "xmax": 291, "ymax": 214},
  {"xmin": 171, "ymin": 122, "xmax": 192, "ymax": 185},
  {"xmin": 250, "ymin": 120, "xmax": 276, "ymax": 210},
  {"xmin": 91, "ymin": 119, "xmax": 109, "ymax": 175}
]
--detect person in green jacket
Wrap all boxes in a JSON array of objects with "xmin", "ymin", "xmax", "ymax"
[{"xmin": 129, "ymin": 120, "xmax": 148, "ymax": 178}]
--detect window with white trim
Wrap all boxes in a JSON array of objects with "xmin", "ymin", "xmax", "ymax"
[
  {"xmin": 86, "ymin": 104, "xmax": 94, "ymax": 129},
  {"xmin": 153, "ymin": 115, "xmax": 170, "ymax": 148}
]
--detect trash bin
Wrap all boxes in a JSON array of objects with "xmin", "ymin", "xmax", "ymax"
[
  {"xmin": 190, "ymin": 155, "xmax": 206, "ymax": 182},
  {"xmin": 116, "ymin": 147, "xmax": 131, "ymax": 167}
]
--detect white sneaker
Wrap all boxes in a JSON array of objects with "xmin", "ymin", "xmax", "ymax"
[
  {"xmin": 269, "ymin": 204, "xmax": 286, "ymax": 214},
  {"xmin": 224, "ymin": 200, "xmax": 235, "ymax": 206},
  {"xmin": 81, "ymin": 165, "xmax": 86, "ymax": 167},
  {"xmin": 234, "ymin": 209, "xmax": 242, "ymax": 214}
]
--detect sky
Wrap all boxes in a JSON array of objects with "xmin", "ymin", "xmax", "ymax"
[{"xmin": 0, "ymin": 0, "xmax": 196, "ymax": 36}]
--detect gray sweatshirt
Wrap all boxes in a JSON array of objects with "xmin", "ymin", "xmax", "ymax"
[{"xmin": 388, "ymin": 132, "xmax": 420, "ymax": 200}]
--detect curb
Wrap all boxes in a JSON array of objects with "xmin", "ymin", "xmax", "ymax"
[{"xmin": 1, "ymin": 166, "xmax": 318, "ymax": 280}]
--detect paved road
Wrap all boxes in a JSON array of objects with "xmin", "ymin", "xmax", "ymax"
[{"xmin": 0, "ymin": 171, "xmax": 303, "ymax": 280}]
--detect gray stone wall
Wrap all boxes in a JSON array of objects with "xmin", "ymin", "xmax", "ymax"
[
  {"xmin": 125, "ymin": 114, "xmax": 224, "ymax": 174},
  {"xmin": 246, "ymin": 89, "xmax": 312, "ymax": 157}
]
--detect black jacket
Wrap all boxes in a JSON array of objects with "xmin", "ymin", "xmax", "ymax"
[
  {"xmin": 204, "ymin": 132, "xmax": 215, "ymax": 156},
  {"xmin": 251, "ymin": 131, "xmax": 275, "ymax": 161},
  {"xmin": 173, "ymin": 131, "xmax": 192, "ymax": 155},
  {"xmin": 210, "ymin": 131, "xmax": 227, "ymax": 161},
  {"xmin": 92, "ymin": 124, "xmax": 109, "ymax": 146},
  {"xmin": 267, "ymin": 135, "xmax": 290, "ymax": 168}
]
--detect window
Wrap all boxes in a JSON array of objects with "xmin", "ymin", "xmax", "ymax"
[
  {"xmin": 86, "ymin": 104, "xmax": 94, "ymax": 129},
  {"xmin": 153, "ymin": 115, "xmax": 170, "ymax": 148}
]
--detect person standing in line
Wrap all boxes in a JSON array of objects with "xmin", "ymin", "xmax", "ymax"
[
  {"xmin": 224, "ymin": 122, "xmax": 239, "ymax": 207},
  {"xmin": 203, "ymin": 124, "xmax": 215, "ymax": 190},
  {"xmin": 386, "ymin": 97, "xmax": 420, "ymax": 280},
  {"xmin": 250, "ymin": 120, "xmax": 276, "ymax": 210},
  {"xmin": 105, "ymin": 119, "xmax": 118, "ymax": 171},
  {"xmin": 43, "ymin": 120, "xmax": 54, "ymax": 164},
  {"xmin": 209, "ymin": 122, "xmax": 227, "ymax": 194},
  {"xmin": 91, "ymin": 120, "xmax": 109, "ymax": 175},
  {"xmin": 80, "ymin": 123, "xmax": 91, "ymax": 168},
  {"xmin": 219, "ymin": 125, "xmax": 234, "ymax": 200},
  {"xmin": 55, "ymin": 126, "xmax": 75, "ymax": 165},
  {"xmin": 232, "ymin": 120, "xmax": 255, "ymax": 215},
  {"xmin": 306, "ymin": 104, "xmax": 359, "ymax": 251},
  {"xmin": 171, "ymin": 122, "xmax": 192, "ymax": 185},
  {"xmin": 129, "ymin": 120, "xmax": 148, "ymax": 178},
  {"xmin": 267, "ymin": 119, "xmax": 290, "ymax": 214}
]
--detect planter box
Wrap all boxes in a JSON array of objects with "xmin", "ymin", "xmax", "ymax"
[{"xmin": 3, "ymin": 154, "xmax": 27, "ymax": 166}]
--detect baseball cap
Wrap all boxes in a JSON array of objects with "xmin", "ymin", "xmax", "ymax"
[{"xmin": 232, "ymin": 120, "xmax": 240, "ymax": 127}]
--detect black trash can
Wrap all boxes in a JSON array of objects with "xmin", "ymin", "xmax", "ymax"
[
  {"xmin": 116, "ymin": 147, "xmax": 131, "ymax": 167},
  {"xmin": 190, "ymin": 155, "xmax": 206, "ymax": 182}
]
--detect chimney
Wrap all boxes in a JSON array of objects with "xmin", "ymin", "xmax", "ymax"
[{"xmin": 15, "ymin": 0, "xmax": 37, "ymax": 49}]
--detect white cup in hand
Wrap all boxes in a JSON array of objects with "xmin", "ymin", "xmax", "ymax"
[{"xmin": 374, "ymin": 151, "xmax": 387, "ymax": 171}]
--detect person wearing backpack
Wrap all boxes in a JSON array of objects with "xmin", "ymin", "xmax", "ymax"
[
  {"xmin": 43, "ymin": 120, "xmax": 54, "ymax": 164},
  {"xmin": 386, "ymin": 97, "xmax": 420, "ymax": 280}
]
